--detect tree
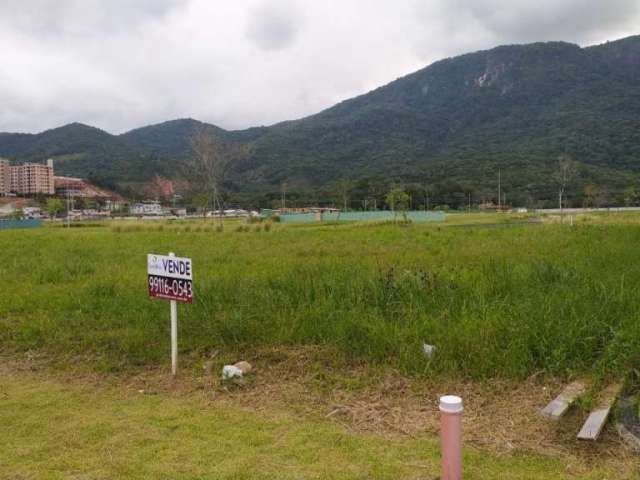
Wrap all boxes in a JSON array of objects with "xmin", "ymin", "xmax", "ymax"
[
  {"xmin": 366, "ymin": 179, "xmax": 388, "ymax": 211},
  {"xmin": 46, "ymin": 198, "xmax": 65, "ymax": 218},
  {"xmin": 385, "ymin": 187, "xmax": 410, "ymax": 220},
  {"xmin": 583, "ymin": 183, "xmax": 606, "ymax": 208},
  {"xmin": 623, "ymin": 186, "xmax": 638, "ymax": 207},
  {"xmin": 185, "ymin": 127, "xmax": 248, "ymax": 225},
  {"xmin": 34, "ymin": 193, "xmax": 47, "ymax": 208},
  {"xmin": 422, "ymin": 183, "xmax": 433, "ymax": 211},
  {"xmin": 404, "ymin": 182, "xmax": 422, "ymax": 210},
  {"xmin": 280, "ymin": 181, "xmax": 287, "ymax": 210},
  {"xmin": 336, "ymin": 178, "xmax": 354, "ymax": 211},
  {"xmin": 144, "ymin": 174, "xmax": 174, "ymax": 201},
  {"xmin": 191, "ymin": 192, "xmax": 210, "ymax": 217},
  {"xmin": 553, "ymin": 155, "xmax": 578, "ymax": 214}
]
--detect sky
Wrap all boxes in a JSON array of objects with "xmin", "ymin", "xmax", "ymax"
[{"xmin": 0, "ymin": 0, "xmax": 638, "ymax": 134}]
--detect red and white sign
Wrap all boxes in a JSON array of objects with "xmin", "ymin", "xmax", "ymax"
[{"xmin": 147, "ymin": 254, "xmax": 193, "ymax": 303}]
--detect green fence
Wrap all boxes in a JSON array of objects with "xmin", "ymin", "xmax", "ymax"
[
  {"xmin": 0, "ymin": 218, "xmax": 43, "ymax": 230},
  {"xmin": 272, "ymin": 211, "xmax": 445, "ymax": 224}
]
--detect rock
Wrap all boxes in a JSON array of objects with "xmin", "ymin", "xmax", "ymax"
[{"xmin": 234, "ymin": 361, "xmax": 252, "ymax": 375}]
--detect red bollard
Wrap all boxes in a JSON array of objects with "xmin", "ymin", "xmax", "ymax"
[{"xmin": 440, "ymin": 395, "xmax": 463, "ymax": 480}]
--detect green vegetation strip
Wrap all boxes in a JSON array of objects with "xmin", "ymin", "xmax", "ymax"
[
  {"xmin": 1, "ymin": 219, "xmax": 640, "ymax": 379},
  {"xmin": 0, "ymin": 374, "xmax": 623, "ymax": 480}
]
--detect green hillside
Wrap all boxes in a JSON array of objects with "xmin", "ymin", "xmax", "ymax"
[
  {"xmin": 1, "ymin": 35, "xmax": 639, "ymax": 207},
  {"xmin": 244, "ymin": 37, "xmax": 640, "ymax": 204}
]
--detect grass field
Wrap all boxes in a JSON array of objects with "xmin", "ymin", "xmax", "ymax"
[
  {"xmin": 1, "ymin": 214, "xmax": 640, "ymax": 380},
  {"xmin": 1, "ymin": 371, "xmax": 633, "ymax": 480},
  {"xmin": 3, "ymin": 213, "xmax": 640, "ymax": 478}
]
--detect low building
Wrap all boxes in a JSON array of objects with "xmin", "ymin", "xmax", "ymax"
[
  {"xmin": 131, "ymin": 201, "xmax": 165, "ymax": 216},
  {"xmin": 0, "ymin": 198, "xmax": 36, "ymax": 218},
  {"xmin": 0, "ymin": 202, "xmax": 15, "ymax": 217},
  {"xmin": 22, "ymin": 207, "xmax": 43, "ymax": 218},
  {"xmin": 54, "ymin": 176, "xmax": 87, "ymax": 197},
  {"xmin": 68, "ymin": 209, "xmax": 112, "ymax": 220},
  {"xmin": 104, "ymin": 199, "xmax": 126, "ymax": 212}
]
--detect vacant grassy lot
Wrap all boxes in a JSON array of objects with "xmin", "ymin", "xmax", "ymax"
[
  {"xmin": 3, "ymin": 214, "xmax": 640, "ymax": 478},
  {"xmin": 1, "ymin": 371, "xmax": 633, "ymax": 480},
  {"xmin": 1, "ymin": 214, "xmax": 640, "ymax": 381}
]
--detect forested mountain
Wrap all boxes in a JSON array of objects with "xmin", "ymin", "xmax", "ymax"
[{"xmin": 1, "ymin": 35, "xmax": 639, "ymax": 207}]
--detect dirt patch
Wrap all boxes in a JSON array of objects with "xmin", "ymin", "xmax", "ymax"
[{"xmin": 1, "ymin": 347, "xmax": 637, "ymax": 473}]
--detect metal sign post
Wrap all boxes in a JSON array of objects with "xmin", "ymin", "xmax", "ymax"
[
  {"xmin": 147, "ymin": 252, "xmax": 193, "ymax": 376},
  {"xmin": 170, "ymin": 252, "xmax": 178, "ymax": 376}
]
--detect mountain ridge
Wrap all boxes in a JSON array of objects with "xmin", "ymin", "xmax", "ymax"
[{"xmin": 1, "ymin": 35, "xmax": 639, "ymax": 206}]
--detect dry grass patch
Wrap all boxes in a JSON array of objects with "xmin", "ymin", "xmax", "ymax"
[{"xmin": 3, "ymin": 347, "xmax": 637, "ymax": 478}]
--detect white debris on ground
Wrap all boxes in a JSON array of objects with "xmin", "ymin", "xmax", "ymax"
[
  {"xmin": 221, "ymin": 361, "xmax": 253, "ymax": 379},
  {"xmin": 222, "ymin": 365, "xmax": 244, "ymax": 379},
  {"xmin": 423, "ymin": 343, "xmax": 437, "ymax": 358}
]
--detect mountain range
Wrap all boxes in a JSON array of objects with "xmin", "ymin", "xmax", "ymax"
[{"xmin": 1, "ymin": 35, "xmax": 639, "ymax": 207}]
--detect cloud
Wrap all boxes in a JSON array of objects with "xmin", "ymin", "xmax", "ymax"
[
  {"xmin": 245, "ymin": 0, "xmax": 301, "ymax": 51},
  {"xmin": 459, "ymin": 0, "xmax": 640, "ymax": 43},
  {"xmin": 0, "ymin": 0, "xmax": 638, "ymax": 134},
  {"xmin": 0, "ymin": 0, "xmax": 180, "ymax": 36}
]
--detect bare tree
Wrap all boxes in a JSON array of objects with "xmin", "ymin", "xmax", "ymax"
[
  {"xmin": 185, "ymin": 127, "xmax": 248, "ymax": 225},
  {"xmin": 280, "ymin": 181, "xmax": 287, "ymax": 210},
  {"xmin": 336, "ymin": 178, "xmax": 354, "ymax": 211},
  {"xmin": 367, "ymin": 181, "xmax": 386, "ymax": 211},
  {"xmin": 422, "ymin": 183, "xmax": 433, "ymax": 211},
  {"xmin": 583, "ymin": 183, "xmax": 607, "ymax": 208},
  {"xmin": 553, "ymin": 155, "xmax": 578, "ymax": 215}
]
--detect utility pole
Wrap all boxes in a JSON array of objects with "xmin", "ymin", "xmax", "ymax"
[
  {"xmin": 281, "ymin": 182, "xmax": 286, "ymax": 211},
  {"xmin": 424, "ymin": 184, "xmax": 431, "ymax": 211},
  {"xmin": 498, "ymin": 169, "xmax": 501, "ymax": 211},
  {"xmin": 66, "ymin": 190, "xmax": 73, "ymax": 228}
]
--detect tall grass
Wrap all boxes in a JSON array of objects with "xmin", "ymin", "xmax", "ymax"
[{"xmin": 1, "ymin": 220, "xmax": 639, "ymax": 379}]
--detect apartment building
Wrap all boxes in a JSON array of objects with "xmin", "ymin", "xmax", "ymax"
[
  {"xmin": 0, "ymin": 158, "xmax": 55, "ymax": 195},
  {"xmin": 0, "ymin": 158, "xmax": 10, "ymax": 195}
]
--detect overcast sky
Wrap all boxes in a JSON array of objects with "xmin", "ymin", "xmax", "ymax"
[{"xmin": 1, "ymin": 0, "xmax": 638, "ymax": 134}]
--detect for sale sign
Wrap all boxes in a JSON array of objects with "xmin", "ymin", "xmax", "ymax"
[{"xmin": 147, "ymin": 254, "xmax": 193, "ymax": 303}]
